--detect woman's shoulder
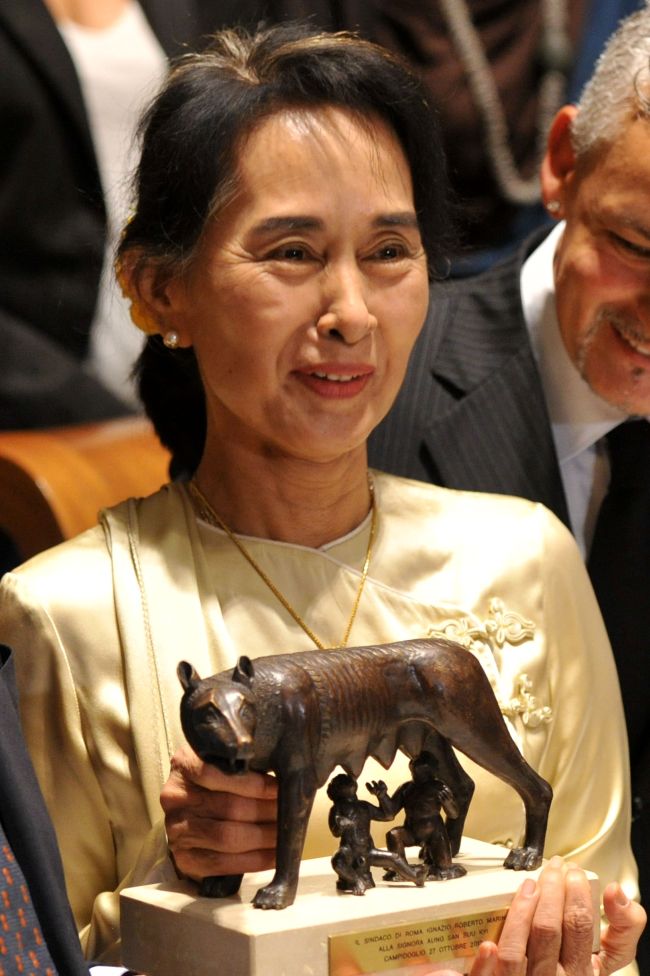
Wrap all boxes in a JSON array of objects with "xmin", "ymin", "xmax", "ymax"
[
  {"xmin": 371, "ymin": 470, "xmax": 569, "ymax": 535},
  {"xmin": 1, "ymin": 484, "xmax": 180, "ymax": 605},
  {"xmin": 0, "ymin": 521, "xmax": 114, "ymax": 636},
  {"xmin": 370, "ymin": 470, "xmax": 581, "ymax": 577},
  {"xmin": 5, "ymin": 522, "xmax": 109, "ymax": 584}
]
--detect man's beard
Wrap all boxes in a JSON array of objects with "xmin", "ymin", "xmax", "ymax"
[{"xmin": 576, "ymin": 306, "xmax": 650, "ymax": 415}]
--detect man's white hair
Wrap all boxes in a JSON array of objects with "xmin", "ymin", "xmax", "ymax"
[{"xmin": 571, "ymin": 3, "xmax": 650, "ymax": 157}]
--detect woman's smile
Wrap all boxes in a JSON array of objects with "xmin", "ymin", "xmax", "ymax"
[{"xmin": 294, "ymin": 363, "xmax": 375, "ymax": 399}]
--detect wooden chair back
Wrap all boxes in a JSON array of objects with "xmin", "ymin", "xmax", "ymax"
[{"xmin": 0, "ymin": 417, "xmax": 170, "ymax": 561}]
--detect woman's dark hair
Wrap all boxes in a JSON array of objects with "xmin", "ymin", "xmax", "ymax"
[{"xmin": 121, "ymin": 23, "xmax": 455, "ymax": 476}]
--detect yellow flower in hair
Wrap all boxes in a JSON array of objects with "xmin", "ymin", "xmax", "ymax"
[{"xmin": 115, "ymin": 254, "xmax": 160, "ymax": 336}]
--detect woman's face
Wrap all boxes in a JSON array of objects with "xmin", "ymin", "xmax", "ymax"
[{"xmin": 166, "ymin": 106, "xmax": 429, "ymax": 464}]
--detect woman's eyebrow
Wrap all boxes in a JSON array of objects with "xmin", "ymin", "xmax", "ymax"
[
  {"xmin": 251, "ymin": 216, "xmax": 323, "ymax": 235},
  {"xmin": 250, "ymin": 212, "xmax": 419, "ymax": 236},
  {"xmin": 374, "ymin": 212, "xmax": 419, "ymax": 228}
]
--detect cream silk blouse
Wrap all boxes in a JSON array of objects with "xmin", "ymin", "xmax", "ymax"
[{"xmin": 0, "ymin": 472, "xmax": 636, "ymax": 966}]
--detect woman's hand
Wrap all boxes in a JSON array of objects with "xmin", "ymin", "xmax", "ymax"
[
  {"xmin": 160, "ymin": 744, "xmax": 278, "ymax": 881},
  {"xmin": 463, "ymin": 856, "xmax": 645, "ymax": 976}
]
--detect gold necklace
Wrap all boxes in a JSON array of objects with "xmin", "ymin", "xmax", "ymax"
[{"xmin": 187, "ymin": 478, "xmax": 377, "ymax": 650}]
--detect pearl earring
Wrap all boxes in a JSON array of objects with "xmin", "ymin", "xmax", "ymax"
[
  {"xmin": 163, "ymin": 330, "xmax": 179, "ymax": 349},
  {"xmin": 546, "ymin": 200, "xmax": 561, "ymax": 215}
]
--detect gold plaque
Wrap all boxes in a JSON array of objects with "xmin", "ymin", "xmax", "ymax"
[{"xmin": 329, "ymin": 908, "xmax": 507, "ymax": 974}]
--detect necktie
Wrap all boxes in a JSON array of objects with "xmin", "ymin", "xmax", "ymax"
[
  {"xmin": 0, "ymin": 819, "xmax": 57, "ymax": 976},
  {"xmin": 587, "ymin": 420, "xmax": 650, "ymax": 976},
  {"xmin": 587, "ymin": 419, "xmax": 650, "ymax": 773}
]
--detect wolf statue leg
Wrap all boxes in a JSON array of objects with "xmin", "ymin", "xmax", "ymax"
[{"xmin": 253, "ymin": 767, "xmax": 317, "ymax": 909}]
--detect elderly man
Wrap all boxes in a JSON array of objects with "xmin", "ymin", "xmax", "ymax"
[{"xmin": 369, "ymin": 4, "xmax": 650, "ymax": 963}]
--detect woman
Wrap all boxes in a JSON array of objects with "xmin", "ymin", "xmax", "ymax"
[{"xmin": 0, "ymin": 24, "xmax": 643, "ymax": 972}]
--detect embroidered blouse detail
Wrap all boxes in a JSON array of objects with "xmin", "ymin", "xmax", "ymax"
[{"xmin": 428, "ymin": 597, "xmax": 552, "ymax": 729}]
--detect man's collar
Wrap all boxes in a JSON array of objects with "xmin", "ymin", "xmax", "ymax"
[{"xmin": 520, "ymin": 222, "xmax": 628, "ymax": 463}]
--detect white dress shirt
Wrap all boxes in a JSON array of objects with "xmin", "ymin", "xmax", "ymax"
[{"xmin": 520, "ymin": 223, "xmax": 629, "ymax": 558}]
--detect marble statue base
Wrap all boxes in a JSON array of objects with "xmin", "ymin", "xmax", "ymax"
[{"xmin": 121, "ymin": 838, "xmax": 599, "ymax": 975}]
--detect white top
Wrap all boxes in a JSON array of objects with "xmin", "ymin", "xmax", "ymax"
[
  {"xmin": 520, "ymin": 223, "xmax": 630, "ymax": 557},
  {"xmin": 58, "ymin": 1, "xmax": 167, "ymax": 406}
]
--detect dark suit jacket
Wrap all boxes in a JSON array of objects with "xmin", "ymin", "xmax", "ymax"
[
  {"xmin": 0, "ymin": 0, "xmax": 266, "ymax": 429},
  {"xmin": 0, "ymin": 644, "xmax": 89, "ymax": 974},
  {"xmin": 369, "ymin": 230, "xmax": 570, "ymax": 526},
  {"xmin": 369, "ymin": 233, "xmax": 650, "ymax": 955}
]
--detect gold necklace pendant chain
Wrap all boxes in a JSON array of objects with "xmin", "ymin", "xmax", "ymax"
[{"xmin": 187, "ymin": 478, "xmax": 377, "ymax": 650}]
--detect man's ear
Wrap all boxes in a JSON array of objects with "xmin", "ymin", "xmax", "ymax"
[{"xmin": 540, "ymin": 105, "xmax": 578, "ymax": 218}]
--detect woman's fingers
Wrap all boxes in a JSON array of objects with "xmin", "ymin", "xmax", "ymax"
[
  {"xmin": 467, "ymin": 857, "xmax": 596, "ymax": 976},
  {"xmin": 467, "ymin": 941, "xmax": 498, "ymax": 975},
  {"xmin": 523, "ymin": 857, "xmax": 593, "ymax": 976},
  {"xmin": 489, "ymin": 875, "xmax": 540, "ymax": 975},
  {"xmin": 558, "ymin": 868, "xmax": 596, "ymax": 974},
  {"xmin": 170, "ymin": 828, "xmax": 277, "ymax": 880},
  {"xmin": 167, "ymin": 809, "xmax": 276, "ymax": 853},
  {"xmin": 525, "ymin": 857, "xmax": 565, "ymax": 974},
  {"xmin": 163, "ymin": 744, "xmax": 278, "ymax": 801},
  {"xmin": 161, "ymin": 744, "xmax": 278, "ymax": 882},
  {"xmin": 163, "ymin": 778, "xmax": 278, "ymax": 824},
  {"xmin": 595, "ymin": 883, "xmax": 647, "ymax": 975}
]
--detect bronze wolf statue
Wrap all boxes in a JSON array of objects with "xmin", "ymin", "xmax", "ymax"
[{"xmin": 177, "ymin": 637, "xmax": 552, "ymax": 910}]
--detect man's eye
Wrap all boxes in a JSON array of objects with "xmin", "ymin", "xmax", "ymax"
[{"xmin": 611, "ymin": 233, "xmax": 650, "ymax": 260}]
